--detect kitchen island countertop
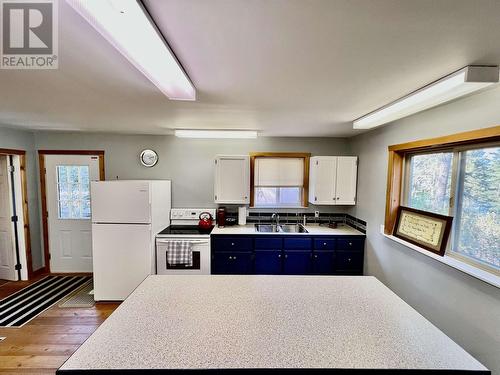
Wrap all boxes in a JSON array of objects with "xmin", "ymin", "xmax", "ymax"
[{"xmin": 58, "ymin": 275, "xmax": 488, "ymax": 374}]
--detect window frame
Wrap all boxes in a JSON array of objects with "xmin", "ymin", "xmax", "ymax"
[
  {"xmin": 385, "ymin": 126, "xmax": 500, "ymax": 276},
  {"xmin": 250, "ymin": 152, "xmax": 311, "ymax": 208}
]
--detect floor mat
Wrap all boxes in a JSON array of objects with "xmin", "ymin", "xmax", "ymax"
[
  {"xmin": 0, "ymin": 275, "xmax": 92, "ymax": 327},
  {"xmin": 59, "ymin": 280, "xmax": 94, "ymax": 308}
]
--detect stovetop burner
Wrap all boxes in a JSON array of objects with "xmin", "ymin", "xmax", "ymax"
[{"xmin": 158, "ymin": 225, "xmax": 214, "ymax": 236}]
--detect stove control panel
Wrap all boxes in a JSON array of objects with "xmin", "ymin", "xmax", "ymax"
[{"xmin": 170, "ymin": 208, "xmax": 216, "ymax": 220}]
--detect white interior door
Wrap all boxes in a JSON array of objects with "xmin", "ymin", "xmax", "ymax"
[
  {"xmin": 335, "ymin": 156, "xmax": 358, "ymax": 205},
  {"xmin": 0, "ymin": 156, "xmax": 16, "ymax": 281},
  {"xmin": 45, "ymin": 155, "xmax": 100, "ymax": 272}
]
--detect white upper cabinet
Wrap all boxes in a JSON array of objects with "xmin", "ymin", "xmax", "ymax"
[
  {"xmin": 309, "ymin": 156, "xmax": 358, "ymax": 205},
  {"xmin": 214, "ymin": 155, "xmax": 250, "ymax": 204}
]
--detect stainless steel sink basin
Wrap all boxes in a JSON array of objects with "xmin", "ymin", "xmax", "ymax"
[
  {"xmin": 255, "ymin": 224, "xmax": 280, "ymax": 232},
  {"xmin": 279, "ymin": 224, "xmax": 308, "ymax": 233},
  {"xmin": 254, "ymin": 224, "xmax": 308, "ymax": 233}
]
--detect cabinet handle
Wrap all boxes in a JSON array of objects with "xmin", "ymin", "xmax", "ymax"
[
  {"xmin": 315, "ymin": 196, "xmax": 317, "ymax": 201},
  {"xmin": 231, "ymin": 242, "xmax": 235, "ymax": 246},
  {"xmin": 323, "ymin": 242, "xmax": 327, "ymax": 246},
  {"xmin": 284, "ymin": 254, "xmax": 288, "ymax": 259},
  {"xmin": 228, "ymin": 256, "xmax": 233, "ymax": 260},
  {"xmin": 314, "ymin": 255, "xmax": 318, "ymax": 259},
  {"xmin": 349, "ymin": 242, "xmax": 353, "ymax": 246},
  {"xmin": 278, "ymin": 254, "xmax": 281, "ymax": 258},
  {"xmin": 348, "ymin": 258, "xmax": 352, "ymax": 262},
  {"xmin": 233, "ymin": 256, "xmax": 237, "ymax": 260}
]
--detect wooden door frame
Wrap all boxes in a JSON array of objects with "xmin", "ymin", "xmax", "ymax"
[
  {"xmin": 38, "ymin": 150, "xmax": 105, "ymax": 274},
  {"xmin": 0, "ymin": 148, "xmax": 34, "ymax": 279}
]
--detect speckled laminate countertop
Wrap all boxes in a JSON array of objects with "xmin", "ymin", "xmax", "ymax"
[
  {"xmin": 211, "ymin": 224, "xmax": 365, "ymax": 236},
  {"xmin": 58, "ymin": 275, "xmax": 488, "ymax": 374}
]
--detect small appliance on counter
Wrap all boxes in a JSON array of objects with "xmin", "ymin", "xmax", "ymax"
[
  {"xmin": 225, "ymin": 217, "xmax": 237, "ymax": 226},
  {"xmin": 217, "ymin": 207, "xmax": 226, "ymax": 227},
  {"xmin": 156, "ymin": 208, "xmax": 215, "ymax": 275}
]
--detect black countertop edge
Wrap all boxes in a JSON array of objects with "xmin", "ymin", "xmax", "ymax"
[{"xmin": 56, "ymin": 369, "xmax": 490, "ymax": 375}]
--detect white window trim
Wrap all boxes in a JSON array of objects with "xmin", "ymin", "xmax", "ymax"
[{"xmin": 380, "ymin": 225, "xmax": 499, "ymax": 288}]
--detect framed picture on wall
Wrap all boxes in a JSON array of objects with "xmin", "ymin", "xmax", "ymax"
[{"xmin": 393, "ymin": 206, "xmax": 453, "ymax": 256}]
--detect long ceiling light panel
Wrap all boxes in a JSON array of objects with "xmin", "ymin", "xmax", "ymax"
[
  {"xmin": 174, "ymin": 130, "xmax": 258, "ymax": 139},
  {"xmin": 66, "ymin": 0, "xmax": 196, "ymax": 101},
  {"xmin": 353, "ymin": 66, "xmax": 499, "ymax": 129}
]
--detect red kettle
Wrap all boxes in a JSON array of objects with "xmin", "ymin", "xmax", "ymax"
[{"xmin": 198, "ymin": 212, "xmax": 214, "ymax": 230}]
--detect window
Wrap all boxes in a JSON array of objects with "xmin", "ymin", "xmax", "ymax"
[
  {"xmin": 57, "ymin": 165, "xmax": 91, "ymax": 219},
  {"xmin": 407, "ymin": 152, "xmax": 453, "ymax": 215},
  {"xmin": 251, "ymin": 153, "xmax": 310, "ymax": 207},
  {"xmin": 452, "ymin": 146, "xmax": 500, "ymax": 270},
  {"xmin": 404, "ymin": 144, "xmax": 499, "ymax": 274}
]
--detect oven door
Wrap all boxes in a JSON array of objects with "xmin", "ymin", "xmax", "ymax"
[{"xmin": 156, "ymin": 238, "xmax": 211, "ymax": 275}]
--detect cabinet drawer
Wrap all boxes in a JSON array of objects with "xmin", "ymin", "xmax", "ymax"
[
  {"xmin": 335, "ymin": 251, "xmax": 363, "ymax": 271},
  {"xmin": 213, "ymin": 237, "xmax": 253, "ymax": 252},
  {"xmin": 283, "ymin": 237, "xmax": 312, "ymax": 250},
  {"xmin": 337, "ymin": 238, "xmax": 364, "ymax": 251},
  {"xmin": 313, "ymin": 238, "xmax": 336, "ymax": 250},
  {"xmin": 255, "ymin": 237, "xmax": 282, "ymax": 250}
]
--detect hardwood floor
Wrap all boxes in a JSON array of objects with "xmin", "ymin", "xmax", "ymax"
[{"xmin": 0, "ymin": 275, "xmax": 120, "ymax": 374}]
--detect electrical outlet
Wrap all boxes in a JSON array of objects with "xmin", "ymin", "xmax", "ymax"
[{"xmin": 314, "ymin": 211, "xmax": 320, "ymax": 218}]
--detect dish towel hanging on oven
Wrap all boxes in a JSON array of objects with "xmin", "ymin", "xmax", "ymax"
[{"xmin": 166, "ymin": 241, "xmax": 193, "ymax": 267}]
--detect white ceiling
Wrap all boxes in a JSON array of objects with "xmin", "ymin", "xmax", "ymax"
[{"xmin": 1, "ymin": 0, "xmax": 500, "ymax": 137}]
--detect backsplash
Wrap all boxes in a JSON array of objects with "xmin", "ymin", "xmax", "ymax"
[{"xmin": 224, "ymin": 210, "xmax": 366, "ymax": 234}]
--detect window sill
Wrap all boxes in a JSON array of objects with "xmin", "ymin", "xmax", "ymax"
[{"xmin": 380, "ymin": 226, "xmax": 499, "ymax": 289}]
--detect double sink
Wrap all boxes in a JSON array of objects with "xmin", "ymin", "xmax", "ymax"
[{"xmin": 255, "ymin": 224, "xmax": 309, "ymax": 233}]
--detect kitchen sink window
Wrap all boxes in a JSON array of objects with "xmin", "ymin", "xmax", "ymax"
[
  {"xmin": 404, "ymin": 144, "xmax": 500, "ymax": 275},
  {"xmin": 252, "ymin": 155, "xmax": 309, "ymax": 207}
]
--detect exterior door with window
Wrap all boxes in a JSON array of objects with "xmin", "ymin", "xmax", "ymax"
[
  {"xmin": 0, "ymin": 156, "xmax": 16, "ymax": 280},
  {"xmin": 45, "ymin": 155, "xmax": 100, "ymax": 272}
]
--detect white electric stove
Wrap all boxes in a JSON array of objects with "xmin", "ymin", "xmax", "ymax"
[{"xmin": 155, "ymin": 208, "xmax": 215, "ymax": 275}]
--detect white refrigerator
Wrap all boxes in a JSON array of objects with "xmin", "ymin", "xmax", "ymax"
[{"xmin": 91, "ymin": 180, "xmax": 171, "ymax": 301}]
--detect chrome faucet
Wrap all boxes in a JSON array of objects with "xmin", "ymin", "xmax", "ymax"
[{"xmin": 271, "ymin": 213, "xmax": 280, "ymax": 226}]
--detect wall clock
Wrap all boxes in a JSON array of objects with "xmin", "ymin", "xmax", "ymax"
[{"xmin": 140, "ymin": 149, "xmax": 158, "ymax": 167}]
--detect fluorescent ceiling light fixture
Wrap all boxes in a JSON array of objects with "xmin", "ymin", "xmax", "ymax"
[
  {"xmin": 174, "ymin": 130, "xmax": 258, "ymax": 139},
  {"xmin": 353, "ymin": 66, "xmax": 499, "ymax": 129},
  {"xmin": 66, "ymin": 0, "xmax": 195, "ymax": 101}
]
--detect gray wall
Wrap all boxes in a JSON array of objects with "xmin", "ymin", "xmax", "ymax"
[
  {"xmin": 0, "ymin": 127, "xmax": 43, "ymax": 270},
  {"xmin": 349, "ymin": 85, "xmax": 500, "ymax": 374},
  {"xmin": 34, "ymin": 133, "xmax": 352, "ymax": 210}
]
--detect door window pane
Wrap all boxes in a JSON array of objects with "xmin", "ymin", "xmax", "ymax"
[
  {"xmin": 57, "ymin": 166, "xmax": 91, "ymax": 219},
  {"xmin": 407, "ymin": 152, "xmax": 453, "ymax": 215},
  {"xmin": 453, "ymin": 147, "xmax": 500, "ymax": 270}
]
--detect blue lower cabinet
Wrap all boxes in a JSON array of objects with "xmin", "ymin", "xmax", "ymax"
[
  {"xmin": 312, "ymin": 251, "xmax": 335, "ymax": 274},
  {"xmin": 283, "ymin": 251, "xmax": 312, "ymax": 275},
  {"xmin": 254, "ymin": 250, "xmax": 282, "ymax": 274},
  {"xmin": 211, "ymin": 235, "xmax": 365, "ymax": 275},
  {"xmin": 334, "ymin": 251, "xmax": 363, "ymax": 274},
  {"xmin": 212, "ymin": 252, "xmax": 253, "ymax": 274}
]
